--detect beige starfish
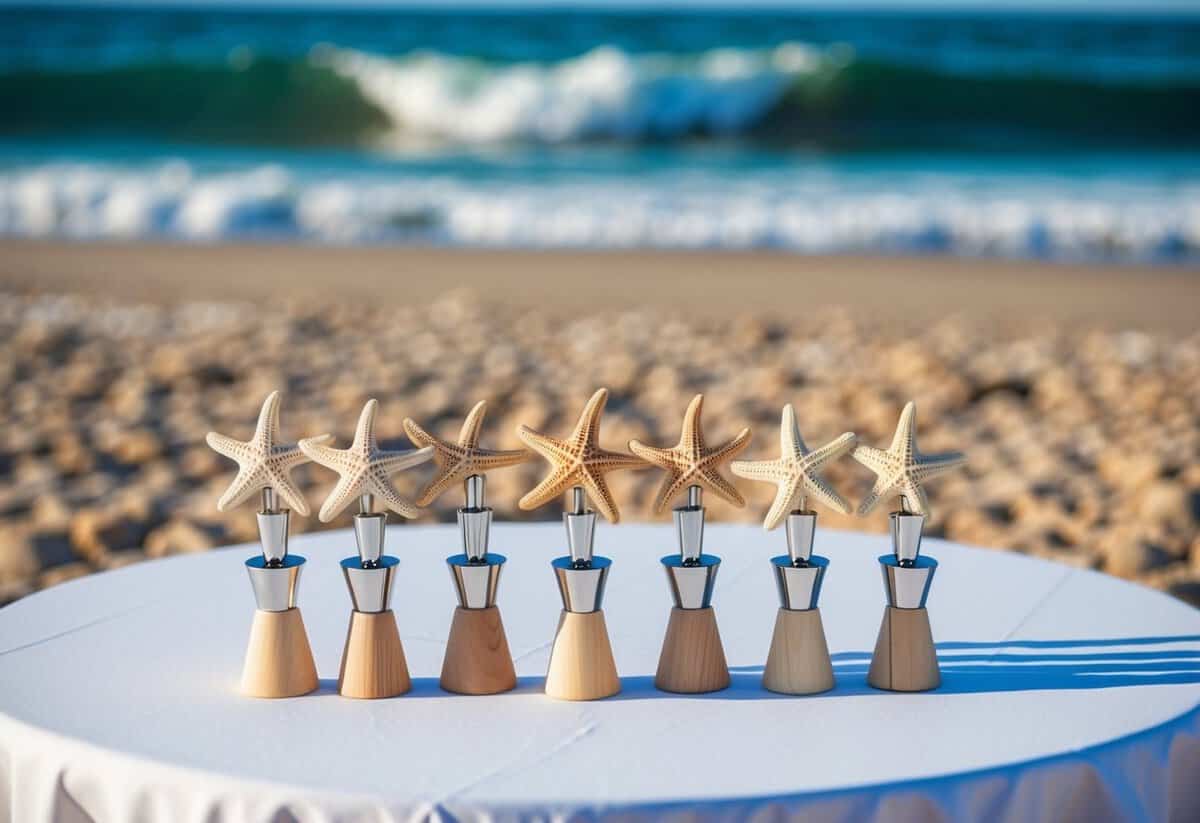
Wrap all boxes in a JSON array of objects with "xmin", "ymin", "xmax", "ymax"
[
  {"xmin": 851, "ymin": 401, "xmax": 967, "ymax": 517},
  {"xmin": 731, "ymin": 404, "xmax": 856, "ymax": 530},
  {"xmin": 403, "ymin": 400, "xmax": 531, "ymax": 507},
  {"xmin": 206, "ymin": 390, "xmax": 329, "ymax": 517},
  {"xmin": 628, "ymin": 394, "xmax": 750, "ymax": 515},
  {"xmin": 516, "ymin": 388, "xmax": 645, "ymax": 523},
  {"xmin": 299, "ymin": 399, "xmax": 434, "ymax": 522}
]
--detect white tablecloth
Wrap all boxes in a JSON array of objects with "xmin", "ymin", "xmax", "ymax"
[{"xmin": 1, "ymin": 523, "xmax": 1198, "ymax": 823}]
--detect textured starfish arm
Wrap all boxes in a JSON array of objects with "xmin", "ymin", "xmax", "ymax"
[
  {"xmin": 762, "ymin": 477, "xmax": 803, "ymax": 531},
  {"xmin": 414, "ymin": 465, "xmax": 461, "ymax": 508},
  {"xmin": 697, "ymin": 465, "xmax": 746, "ymax": 508},
  {"xmin": 515, "ymin": 426, "xmax": 574, "ymax": 463},
  {"xmin": 898, "ymin": 479, "xmax": 931, "ymax": 516},
  {"xmin": 458, "ymin": 400, "xmax": 488, "ymax": 446},
  {"xmin": 317, "ymin": 472, "xmax": 364, "ymax": 523},
  {"xmin": 371, "ymin": 477, "xmax": 422, "ymax": 520},
  {"xmin": 849, "ymin": 443, "xmax": 894, "ymax": 476},
  {"xmin": 215, "ymin": 468, "xmax": 261, "ymax": 512},
  {"xmin": 891, "ymin": 402, "xmax": 918, "ymax": 453},
  {"xmin": 709, "ymin": 428, "xmax": 752, "ymax": 463},
  {"xmin": 518, "ymin": 468, "xmax": 576, "ymax": 512},
  {"xmin": 579, "ymin": 468, "xmax": 622, "ymax": 524},
  {"xmin": 627, "ymin": 440, "xmax": 677, "ymax": 469},
  {"xmin": 376, "ymin": 446, "xmax": 435, "ymax": 475},
  {"xmin": 856, "ymin": 475, "xmax": 897, "ymax": 517},
  {"xmin": 472, "ymin": 448, "xmax": 533, "ymax": 471},
  {"xmin": 915, "ymin": 451, "xmax": 968, "ymax": 482},
  {"xmin": 729, "ymin": 458, "xmax": 786, "ymax": 484},
  {"xmin": 806, "ymin": 432, "xmax": 857, "ymax": 469},
  {"xmin": 570, "ymin": 389, "xmax": 611, "ymax": 445},
  {"xmin": 264, "ymin": 466, "xmax": 313, "ymax": 517},
  {"xmin": 298, "ymin": 438, "xmax": 347, "ymax": 469},
  {"xmin": 401, "ymin": 418, "xmax": 436, "ymax": 449},
  {"xmin": 205, "ymin": 432, "xmax": 247, "ymax": 461},
  {"xmin": 280, "ymin": 434, "xmax": 331, "ymax": 466},
  {"xmin": 803, "ymin": 473, "xmax": 852, "ymax": 516},
  {"xmin": 649, "ymin": 472, "xmax": 690, "ymax": 515},
  {"xmin": 594, "ymin": 448, "xmax": 651, "ymax": 473}
]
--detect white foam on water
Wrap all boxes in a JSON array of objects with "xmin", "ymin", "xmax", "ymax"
[
  {"xmin": 312, "ymin": 43, "xmax": 824, "ymax": 144},
  {"xmin": 0, "ymin": 161, "xmax": 1197, "ymax": 263}
]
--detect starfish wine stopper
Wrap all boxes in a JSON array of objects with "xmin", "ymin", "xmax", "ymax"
[
  {"xmin": 404, "ymin": 401, "xmax": 530, "ymax": 695},
  {"xmin": 517, "ymin": 388, "xmax": 644, "ymax": 701},
  {"xmin": 732, "ymin": 403, "xmax": 856, "ymax": 695},
  {"xmin": 206, "ymin": 390, "xmax": 327, "ymax": 698},
  {"xmin": 630, "ymin": 393, "xmax": 750, "ymax": 694},
  {"xmin": 301, "ymin": 399, "xmax": 434, "ymax": 699},
  {"xmin": 853, "ymin": 401, "xmax": 967, "ymax": 693}
]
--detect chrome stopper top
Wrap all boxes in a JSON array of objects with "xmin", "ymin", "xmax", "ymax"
[
  {"xmin": 673, "ymin": 485, "xmax": 705, "ymax": 566},
  {"xmin": 564, "ymin": 486, "xmax": 596, "ymax": 568},
  {"xmin": 255, "ymin": 509, "xmax": 290, "ymax": 567},
  {"xmin": 459, "ymin": 474, "xmax": 492, "ymax": 563},
  {"xmin": 890, "ymin": 510, "xmax": 925, "ymax": 567},
  {"xmin": 353, "ymin": 511, "xmax": 386, "ymax": 568},
  {"xmin": 784, "ymin": 510, "xmax": 817, "ymax": 566}
]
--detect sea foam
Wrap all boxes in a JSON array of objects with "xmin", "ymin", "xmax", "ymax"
[{"xmin": 1, "ymin": 161, "xmax": 1196, "ymax": 263}]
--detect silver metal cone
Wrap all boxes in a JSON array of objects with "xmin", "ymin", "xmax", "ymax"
[
  {"xmin": 341, "ymin": 555, "xmax": 399, "ymax": 613},
  {"xmin": 255, "ymin": 510, "xmax": 290, "ymax": 566},
  {"xmin": 785, "ymin": 511, "xmax": 817, "ymax": 565},
  {"xmin": 771, "ymin": 554, "xmax": 827, "ymax": 610},
  {"xmin": 353, "ymin": 512, "xmax": 387, "ymax": 568},
  {"xmin": 890, "ymin": 512, "xmax": 926, "ymax": 567},
  {"xmin": 458, "ymin": 508, "xmax": 492, "ymax": 562},
  {"xmin": 661, "ymin": 554, "xmax": 720, "ymax": 609},
  {"xmin": 448, "ymin": 553, "xmax": 505, "ymax": 609},
  {"xmin": 564, "ymin": 510, "xmax": 597, "ymax": 567},
  {"xmin": 879, "ymin": 554, "xmax": 937, "ymax": 609},
  {"xmin": 246, "ymin": 554, "xmax": 305, "ymax": 611},
  {"xmin": 673, "ymin": 505, "xmax": 705, "ymax": 565},
  {"xmin": 552, "ymin": 555, "xmax": 611, "ymax": 613}
]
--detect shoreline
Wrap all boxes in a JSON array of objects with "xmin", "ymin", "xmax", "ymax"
[{"xmin": 2, "ymin": 240, "xmax": 1198, "ymax": 333}]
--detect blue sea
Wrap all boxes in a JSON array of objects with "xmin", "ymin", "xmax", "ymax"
[{"xmin": 2, "ymin": 4, "xmax": 1199, "ymax": 262}]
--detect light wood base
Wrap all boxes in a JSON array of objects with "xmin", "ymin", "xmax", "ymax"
[
  {"xmin": 762, "ymin": 607, "xmax": 835, "ymax": 695},
  {"xmin": 240, "ymin": 608, "xmax": 319, "ymax": 699},
  {"xmin": 544, "ymin": 610, "xmax": 621, "ymax": 701},
  {"xmin": 867, "ymin": 606, "xmax": 941, "ymax": 692},
  {"xmin": 338, "ymin": 610, "xmax": 411, "ymax": 699},
  {"xmin": 440, "ymin": 606, "xmax": 517, "ymax": 695},
  {"xmin": 655, "ymin": 606, "xmax": 730, "ymax": 694}
]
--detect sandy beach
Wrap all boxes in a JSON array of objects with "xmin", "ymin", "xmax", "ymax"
[{"xmin": 1, "ymin": 241, "xmax": 1198, "ymax": 607}]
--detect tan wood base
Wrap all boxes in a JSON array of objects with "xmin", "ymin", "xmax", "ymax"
[
  {"xmin": 867, "ymin": 606, "xmax": 941, "ymax": 692},
  {"xmin": 440, "ymin": 606, "xmax": 517, "ymax": 695},
  {"xmin": 240, "ymin": 608, "xmax": 319, "ymax": 699},
  {"xmin": 544, "ymin": 609, "xmax": 621, "ymax": 701},
  {"xmin": 762, "ymin": 607, "xmax": 835, "ymax": 695},
  {"xmin": 338, "ymin": 610, "xmax": 412, "ymax": 699},
  {"xmin": 655, "ymin": 606, "xmax": 731, "ymax": 694}
]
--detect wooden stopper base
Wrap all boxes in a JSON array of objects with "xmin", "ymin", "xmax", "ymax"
[
  {"xmin": 867, "ymin": 606, "xmax": 941, "ymax": 692},
  {"xmin": 240, "ymin": 608, "xmax": 319, "ymax": 699},
  {"xmin": 544, "ymin": 609, "xmax": 621, "ymax": 701},
  {"xmin": 655, "ymin": 606, "xmax": 730, "ymax": 694},
  {"xmin": 440, "ymin": 606, "xmax": 517, "ymax": 695},
  {"xmin": 338, "ymin": 610, "xmax": 411, "ymax": 699},
  {"xmin": 762, "ymin": 607, "xmax": 835, "ymax": 695}
]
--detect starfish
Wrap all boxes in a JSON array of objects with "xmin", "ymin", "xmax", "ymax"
[
  {"xmin": 628, "ymin": 394, "xmax": 750, "ymax": 515},
  {"xmin": 299, "ymin": 399, "xmax": 434, "ymax": 522},
  {"xmin": 730, "ymin": 404, "xmax": 856, "ymax": 530},
  {"xmin": 516, "ymin": 388, "xmax": 645, "ymax": 523},
  {"xmin": 206, "ymin": 390, "xmax": 329, "ymax": 517},
  {"xmin": 402, "ymin": 400, "xmax": 531, "ymax": 507},
  {"xmin": 851, "ymin": 401, "xmax": 967, "ymax": 517}
]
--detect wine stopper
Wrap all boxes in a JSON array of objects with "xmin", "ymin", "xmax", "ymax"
[
  {"xmin": 851, "ymin": 401, "xmax": 966, "ymax": 692},
  {"xmin": 301, "ymin": 399, "xmax": 434, "ymax": 699},
  {"xmin": 732, "ymin": 403, "xmax": 856, "ymax": 695},
  {"xmin": 403, "ymin": 401, "xmax": 531, "ymax": 695},
  {"xmin": 629, "ymin": 394, "xmax": 750, "ymax": 694},
  {"xmin": 206, "ymin": 390, "xmax": 327, "ymax": 698},
  {"xmin": 517, "ymin": 388, "xmax": 645, "ymax": 701}
]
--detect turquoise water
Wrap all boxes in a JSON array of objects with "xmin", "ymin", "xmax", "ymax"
[{"xmin": 2, "ymin": 5, "xmax": 1198, "ymax": 261}]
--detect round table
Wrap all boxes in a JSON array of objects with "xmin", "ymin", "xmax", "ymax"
[{"xmin": 1, "ymin": 523, "xmax": 1198, "ymax": 823}]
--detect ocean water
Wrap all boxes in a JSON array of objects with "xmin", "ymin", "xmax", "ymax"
[{"xmin": 2, "ymin": 5, "xmax": 1198, "ymax": 262}]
